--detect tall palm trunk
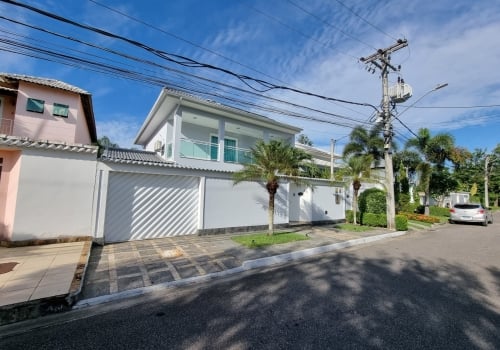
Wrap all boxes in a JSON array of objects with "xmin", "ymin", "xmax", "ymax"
[
  {"xmin": 352, "ymin": 179, "xmax": 361, "ymax": 225},
  {"xmin": 266, "ymin": 181, "xmax": 279, "ymax": 236}
]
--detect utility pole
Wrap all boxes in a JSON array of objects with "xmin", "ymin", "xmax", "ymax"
[
  {"xmin": 330, "ymin": 138, "xmax": 336, "ymax": 180},
  {"xmin": 484, "ymin": 155, "xmax": 490, "ymax": 208},
  {"xmin": 361, "ymin": 39, "xmax": 408, "ymax": 230}
]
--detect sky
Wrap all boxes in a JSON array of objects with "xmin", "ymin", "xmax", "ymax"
[{"xmin": 1, "ymin": 0, "xmax": 499, "ymax": 155}]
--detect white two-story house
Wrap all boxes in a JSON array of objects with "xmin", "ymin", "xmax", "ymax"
[{"xmin": 134, "ymin": 89, "xmax": 301, "ymax": 171}]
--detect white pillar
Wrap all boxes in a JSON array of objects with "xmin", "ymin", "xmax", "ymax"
[
  {"xmin": 218, "ymin": 119, "xmax": 225, "ymax": 163},
  {"xmin": 172, "ymin": 106, "xmax": 182, "ymax": 163}
]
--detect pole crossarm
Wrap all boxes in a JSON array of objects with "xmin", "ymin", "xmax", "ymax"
[{"xmin": 360, "ymin": 39, "xmax": 408, "ymax": 64}]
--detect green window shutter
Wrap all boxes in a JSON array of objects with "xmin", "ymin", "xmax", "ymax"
[
  {"xmin": 53, "ymin": 103, "xmax": 69, "ymax": 117},
  {"xmin": 210, "ymin": 136, "xmax": 218, "ymax": 160},
  {"xmin": 224, "ymin": 139, "xmax": 236, "ymax": 162},
  {"xmin": 26, "ymin": 98, "xmax": 44, "ymax": 113}
]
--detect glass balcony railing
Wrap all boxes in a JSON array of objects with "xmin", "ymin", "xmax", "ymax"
[{"xmin": 179, "ymin": 138, "xmax": 253, "ymax": 164}]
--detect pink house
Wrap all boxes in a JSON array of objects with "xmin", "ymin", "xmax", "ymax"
[{"xmin": 0, "ymin": 73, "xmax": 98, "ymax": 241}]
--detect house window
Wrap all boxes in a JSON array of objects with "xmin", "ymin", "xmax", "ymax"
[
  {"xmin": 53, "ymin": 103, "xmax": 69, "ymax": 117},
  {"xmin": 210, "ymin": 135, "xmax": 237, "ymax": 162},
  {"xmin": 26, "ymin": 98, "xmax": 45, "ymax": 113}
]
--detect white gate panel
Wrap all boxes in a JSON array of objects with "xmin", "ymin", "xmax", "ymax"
[{"xmin": 104, "ymin": 172, "xmax": 199, "ymax": 242}]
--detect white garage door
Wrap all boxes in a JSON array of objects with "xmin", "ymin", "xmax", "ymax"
[{"xmin": 104, "ymin": 172, "xmax": 200, "ymax": 242}]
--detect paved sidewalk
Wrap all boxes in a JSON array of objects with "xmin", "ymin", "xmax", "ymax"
[
  {"xmin": 80, "ymin": 227, "xmax": 395, "ymax": 302},
  {"xmin": 0, "ymin": 240, "xmax": 91, "ymax": 325}
]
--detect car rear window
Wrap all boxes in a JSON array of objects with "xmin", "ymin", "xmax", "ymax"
[{"xmin": 454, "ymin": 204, "xmax": 481, "ymax": 209}]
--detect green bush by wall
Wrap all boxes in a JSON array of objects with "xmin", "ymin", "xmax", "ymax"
[
  {"xmin": 359, "ymin": 188, "xmax": 386, "ymax": 215},
  {"xmin": 429, "ymin": 206, "xmax": 451, "ymax": 217},
  {"xmin": 395, "ymin": 215, "xmax": 408, "ymax": 231},
  {"xmin": 362, "ymin": 213, "xmax": 387, "ymax": 227},
  {"xmin": 345, "ymin": 210, "xmax": 360, "ymax": 223}
]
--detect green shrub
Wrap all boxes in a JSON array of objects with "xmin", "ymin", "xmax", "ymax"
[
  {"xmin": 345, "ymin": 210, "xmax": 360, "ymax": 224},
  {"xmin": 359, "ymin": 188, "xmax": 386, "ymax": 215},
  {"xmin": 363, "ymin": 213, "xmax": 387, "ymax": 227},
  {"xmin": 397, "ymin": 193, "xmax": 411, "ymax": 212},
  {"xmin": 414, "ymin": 205, "xmax": 425, "ymax": 214},
  {"xmin": 395, "ymin": 215, "xmax": 408, "ymax": 231},
  {"xmin": 429, "ymin": 206, "xmax": 451, "ymax": 217}
]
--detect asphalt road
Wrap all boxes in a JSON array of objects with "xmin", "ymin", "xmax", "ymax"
[{"xmin": 1, "ymin": 219, "xmax": 499, "ymax": 349}]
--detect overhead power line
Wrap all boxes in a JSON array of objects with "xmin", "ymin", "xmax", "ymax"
[
  {"xmin": 333, "ymin": 0, "xmax": 398, "ymax": 41},
  {"xmin": 285, "ymin": 0, "xmax": 376, "ymax": 50},
  {"xmin": 1, "ymin": 0, "xmax": 382, "ymax": 112}
]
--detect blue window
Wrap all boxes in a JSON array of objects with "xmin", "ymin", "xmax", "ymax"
[
  {"xmin": 26, "ymin": 98, "xmax": 44, "ymax": 113},
  {"xmin": 53, "ymin": 103, "xmax": 69, "ymax": 117}
]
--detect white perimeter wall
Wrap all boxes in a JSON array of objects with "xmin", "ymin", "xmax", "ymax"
[
  {"xmin": 290, "ymin": 181, "xmax": 345, "ymax": 222},
  {"xmin": 12, "ymin": 149, "xmax": 97, "ymax": 240},
  {"xmin": 203, "ymin": 177, "xmax": 289, "ymax": 229}
]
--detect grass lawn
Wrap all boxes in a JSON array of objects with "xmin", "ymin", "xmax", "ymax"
[
  {"xmin": 408, "ymin": 219, "xmax": 433, "ymax": 227},
  {"xmin": 334, "ymin": 223, "xmax": 374, "ymax": 232},
  {"xmin": 231, "ymin": 231, "xmax": 309, "ymax": 248}
]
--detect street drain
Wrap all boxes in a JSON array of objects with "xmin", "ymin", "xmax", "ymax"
[
  {"xmin": 160, "ymin": 248, "xmax": 183, "ymax": 258},
  {"xmin": 0, "ymin": 262, "xmax": 18, "ymax": 274}
]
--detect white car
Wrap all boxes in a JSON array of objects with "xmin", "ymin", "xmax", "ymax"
[{"xmin": 449, "ymin": 203, "xmax": 493, "ymax": 226}]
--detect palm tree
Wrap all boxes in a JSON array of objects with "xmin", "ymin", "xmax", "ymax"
[
  {"xmin": 233, "ymin": 140, "xmax": 312, "ymax": 235},
  {"xmin": 342, "ymin": 125, "xmax": 385, "ymax": 162},
  {"xmin": 405, "ymin": 128, "xmax": 455, "ymax": 215},
  {"xmin": 340, "ymin": 155, "xmax": 373, "ymax": 225}
]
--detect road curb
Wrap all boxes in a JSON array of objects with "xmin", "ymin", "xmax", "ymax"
[{"xmin": 73, "ymin": 231, "xmax": 407, "ymax": 310}]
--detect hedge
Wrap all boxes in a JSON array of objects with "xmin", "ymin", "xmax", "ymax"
[
  {"xmin": 362, "ymin": 213, "xmax": 387, "ymax": 227},
  {"xmin": 429, "ymin": 206, "xmax": 451, "ymax": 217},
  {"xmin": 359, "ymin": 188, "xmax": 386, "ymax": 215},
  {"xmin": 345, "ymin": 210, "xmax": 361, "ymax": 224},
  {"xmin": 395, "ymin": 215, "xmax": 408, "ymax": 231}
]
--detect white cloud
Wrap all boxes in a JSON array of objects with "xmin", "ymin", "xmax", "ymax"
[{"xmin": 96, "ymin": 117, "xmax": 142, "ymax": 149}]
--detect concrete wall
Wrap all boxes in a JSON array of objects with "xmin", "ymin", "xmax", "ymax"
[
  {"xmin": 290, "ymin": 181, "xmax": 345, "ymax": 223},
  {"xmin": 203, "ymin": 177, "xmax": 289, "ymax": 230},
  {"xmin": 11, "ymin": 148, "xmax": 97, "ymax": 240}
]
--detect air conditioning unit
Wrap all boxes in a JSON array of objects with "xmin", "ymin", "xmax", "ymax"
[{"xmin": 154, "ymin": 140, "xmax": 163, "ymax": 153}]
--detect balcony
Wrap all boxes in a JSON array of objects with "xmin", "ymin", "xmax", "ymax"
[
  {"xmin": 179, "ymin": 138, "xmax": 253, "ymax": 165},
  {"xmin": 0, "ymin": 118, "xmax": 13, "ymax": 135}
]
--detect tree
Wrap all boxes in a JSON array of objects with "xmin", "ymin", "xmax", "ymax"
[
  {"xmin": 405, "ymin": 128, "xmax": 455, "ymax": 215},
  {"xmin": 342, "ymin": 125, "xmax": 385, "ymax": 161},
  {"xmin": 97, "ymin": 136, "xmax": 119, "ymax": 148},
  {"xmin": 343, "ymin": 155, "xmax": 373, "ymax": 225},
  {"xmin": 233, "ymin": 140, "xmax": 312, "ymax": 235},
  {"xmin": 297, "ymin": 134, "xmax": 313, "ymax": 146},
  {"xmin": 429, "ymin": 167, "xmax": 458, "ymax": 206}
]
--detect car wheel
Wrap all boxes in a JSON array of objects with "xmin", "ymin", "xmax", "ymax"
[
  {"xmin": 482, "ymin": 220, "xmax": 488, "ymax": 227},
  {"xmin": 449, "ymin": 220, "xmax": 454, "ymax": 224}
]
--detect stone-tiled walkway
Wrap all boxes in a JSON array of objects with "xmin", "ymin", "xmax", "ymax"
[{"xmin": 81, "ymin": 227, "xmax": 386, "ymax": 300}]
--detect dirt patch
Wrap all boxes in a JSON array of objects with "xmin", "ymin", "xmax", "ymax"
[{"xmin": 0, "ymin": 262, "xmax": 18, "ymax": 274}]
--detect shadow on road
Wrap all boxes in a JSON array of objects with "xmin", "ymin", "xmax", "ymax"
[{"xmin": 2, "ymin": 251, "xmax": 499, "ymax": 349}]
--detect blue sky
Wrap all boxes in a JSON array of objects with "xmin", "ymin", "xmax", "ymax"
[{"xmin": 1, "ymin": 0, "xmax": 499, "ymax": 155}]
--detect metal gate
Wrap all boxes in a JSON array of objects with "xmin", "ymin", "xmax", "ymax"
[{"xmin": 104, "ymin": 172, "xmax": 199, "ymax": 242}]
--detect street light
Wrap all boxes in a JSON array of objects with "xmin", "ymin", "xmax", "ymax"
[
  {"xmin": 395, "ymin": 83, "xmax": 448, "ymax": 119},
  {"xmin": 392, "ymin": 83, "xmax": 448, "ymax": 138}
]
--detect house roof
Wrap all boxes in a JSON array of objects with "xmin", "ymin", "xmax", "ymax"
[
  {"xmin": 135, "ymin": 88, "xmax": 302, "ymax": 145},
  {"xmin": 0, "ymin": 73, "xmax": 97, "ymax": 143},
  {"xmin": 100, "ymin": 147, "xmax": 236, "ymax": 174},
  {"xmin": 0, "ymin": 135, "xmax": 98, "ymax": 154},
  {"xmin": 100, "ymin": 148, "xmax": 172, "ymax": 165}
]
